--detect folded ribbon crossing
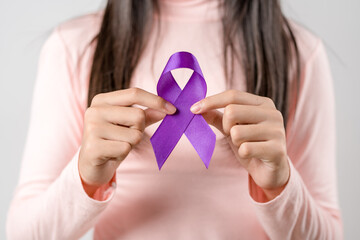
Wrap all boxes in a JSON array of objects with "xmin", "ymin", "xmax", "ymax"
[{"xmin": 150, "ymin": 52, "xmax": 216, "ymax": 170}]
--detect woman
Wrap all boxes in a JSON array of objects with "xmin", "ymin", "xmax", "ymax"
[{"xmin": 6, "ymin": 0, "xmax": 343, "ymax": 239}]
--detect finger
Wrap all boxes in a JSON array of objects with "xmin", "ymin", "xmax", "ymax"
[
  {"xmin": 230, "ymin": 124, "xmax": 273, "ymax": 147},
  {"xmin": 222, "ymin": 105, "xmax": 280, "ymax": 134},
  {"xmin": 144, "ymin": 108, "xmax": 166, "ymax": 127},
  {"xmin": 87, "ymin": 106, "xmax": 147, "ymax": 131},
  {"xmin": 201, "ymin": 109, "xmax": 225, "ymax": 135},
  {"xmin": 94, "ymin": 139, "xmax": 132, "ymax": 165},
  {"xmin": 91, "ymin": 87, "xmax": 177, "ymax": 114},
  {"xmin": 238, "ymin": 140, "xmax": 286, "ymax": 163},
  {"xmin": 95, "ymin": 124, "xmax": 143, "ymax": 146},
  {"xmin": 190, "ymin": 90, "xmax": 275, "ymax": 114}
]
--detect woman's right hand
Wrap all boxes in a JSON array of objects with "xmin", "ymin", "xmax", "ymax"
[{"xmin": 78, "ymin": 87, "xmax": 177, "ymax": 197}]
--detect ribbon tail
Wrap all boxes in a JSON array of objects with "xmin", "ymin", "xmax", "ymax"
[
  {"xmin": 185, "ymin": 114, "xmax": 216, "ymax": 168},
  {"xmin": 150, "ymin": 113, "xmax": 195, "ymax": 170}
]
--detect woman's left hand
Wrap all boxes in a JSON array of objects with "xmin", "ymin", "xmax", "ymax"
[{"xmin": 190, "ymin": 90, "xmax": 290, "ymax": 200}]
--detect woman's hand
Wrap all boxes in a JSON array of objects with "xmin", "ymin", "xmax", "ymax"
[
  {"xmin": 79, "ymin": 88, "xmax": 176, "ymax": 197},
  {"xmin": 190, "ymin": 90, "xmax": 290, "ymax": 200}
]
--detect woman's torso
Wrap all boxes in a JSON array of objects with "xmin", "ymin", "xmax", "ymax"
[{"xmin": 60, "ymin": 1, "xmax": 313, "ymax": 239}]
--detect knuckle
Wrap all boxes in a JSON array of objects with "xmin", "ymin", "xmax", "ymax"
[
  {"xmin": 230, "ymin": 127, "xmax": 241, "ymax": 146},
  {"xmin": 84, "ymin": 107, "xmax": 93, "ymax": 120},
  {"xmin": 134, "ymin": 108, "xmax": 146, "ymax": 124},
  {"xmin": 263, "ymin": 97, "xmax": 275, "ymax": 107},
  {"xmin": 228, "ymin": 90, "xmax": 238, "ymax": 102},
  {"xmin": 81, "ymin": 141, "xmax": 91, "ymax": 154},
  {"xmin": 85, "ymin": 122, "xmax": 98, "ymax": 134},
  {"xmin": 86, "ymin": 131, "xmax": 98, "ymax": 143},
  {"xmin": 272, "ymin": 142, "xmax": 286, "ymax": 159},
  {"xmin": 132, "ymin": 130, "xmax": 143, "ymax": 145},
  {"xmin": 91, "ymin": 107, "xmax": 101, "ymax": 118},
  {"xmin": 230, "ymin": 126, "xmax": 240, "ymax": 140},
  {"xmin": 239, "ymin": 143, "xmax": 251, "ymax": 158},
  {"xmin": 91, "ymin": 93, "xmax": 103, "ymax": 106},
  {"xmin": 273, "ymin": 127, "xmax": 285, "ymax": 139},
  {"xmin": 85, "ymin": 107, "xmax": 100, "ymax": 121},
  {"xmin": 274, "ymin": 110, "xmax": 284, "ymax": 122},
  {"xmin": 224, "ymin": 104, "xmax": 237, "ymax": 121},
  {"xmin": 129, "ymin": 87, "xmax": 141, "ymax": 98},
  {"xmin": 155, "ymin": 97, "xmax": 166, "ymax": 108},
  {"xmin": 119, "ymin": 142, "xmax": 132, "ymax": 158},
  {"xmin": 82, "ymin": 138, "xmax": 97, "ymax": 157}
]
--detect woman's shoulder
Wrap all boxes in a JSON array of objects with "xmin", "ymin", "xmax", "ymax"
[
  {"xmin": 287, "ymin": 19, "xmax": 324, "ymax": 65},
  {"xmin": 50, "ymin": 10, "xmax": 104, "ymax": 59},
  {"xmin": 37, "ymin": 10, "xmax": 105, "ymax": 103}
]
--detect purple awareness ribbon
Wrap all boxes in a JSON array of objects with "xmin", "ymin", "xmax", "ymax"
[{"xmin": 150, "ymin": 52, "xmax": 216, "ymax": 170}]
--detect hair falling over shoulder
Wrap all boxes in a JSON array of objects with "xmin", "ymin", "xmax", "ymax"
[{"xmin": 87, "ymin": 0, "xmax": 300, "ymax": 128}]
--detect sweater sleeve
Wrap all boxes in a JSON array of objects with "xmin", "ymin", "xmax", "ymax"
[
  {"xmin": 248, "ymin": 40, "xmax": 343, "ymax": 239},
  {"xmin": 6, "ymin": 26, "xmax": 116, "ymax": 240}
]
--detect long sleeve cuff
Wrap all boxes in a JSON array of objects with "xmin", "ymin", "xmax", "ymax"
[
  {"xmin": 247, "ymin": 157, "xmax": 303, "ymax": 238},
  {"xmin": 72, "ymin": 146, "xmax": 116, "ymax": 204},
  {"xmin": 6, "ymin": 147, "xmax": 117, "ymax": 240},
  {"xmin": 247, "ymin": 157, "xmax": 343, "ymax": 239}
]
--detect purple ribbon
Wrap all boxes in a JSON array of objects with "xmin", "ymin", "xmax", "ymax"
[{"xmin": 150, "ymin": 52, "xmax": 216, "ymax": 170}]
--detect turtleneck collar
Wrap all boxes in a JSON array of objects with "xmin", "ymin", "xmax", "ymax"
[{"xmin": 157, "ymin": 0, "xmax": 223, "ymax": 22}]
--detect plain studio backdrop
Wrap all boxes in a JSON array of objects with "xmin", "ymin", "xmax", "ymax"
[{"xmin": 0, "ymin": 0, "xmax": 359, "ymax": 239}]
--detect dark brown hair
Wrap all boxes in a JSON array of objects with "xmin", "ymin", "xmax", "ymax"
[{"xmin": 88, "ymin": 0, "xmax": 299, "ymax": 127}]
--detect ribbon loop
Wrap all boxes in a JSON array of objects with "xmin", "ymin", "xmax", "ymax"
[{"xmin": 150, "ymin": 52, "xmax": 216, "ymax": 170}]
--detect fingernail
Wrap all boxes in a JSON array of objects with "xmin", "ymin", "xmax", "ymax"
[
  {"xmin": 190, "ymin": 101, "xmax": 202, "ymax": 113},
  {"xmin": 165, "ymin": 102, "xmax": 177, "ymax": 114}
]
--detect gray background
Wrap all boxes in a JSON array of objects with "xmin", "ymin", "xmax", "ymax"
[{"xmin": 0, "ymin": 0, "xmax": 359, "ymax": 239}]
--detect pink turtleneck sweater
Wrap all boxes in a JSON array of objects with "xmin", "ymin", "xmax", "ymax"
[{"xmin": 7, "ymin": 0, "xmax": 343, "ymax": 239}]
